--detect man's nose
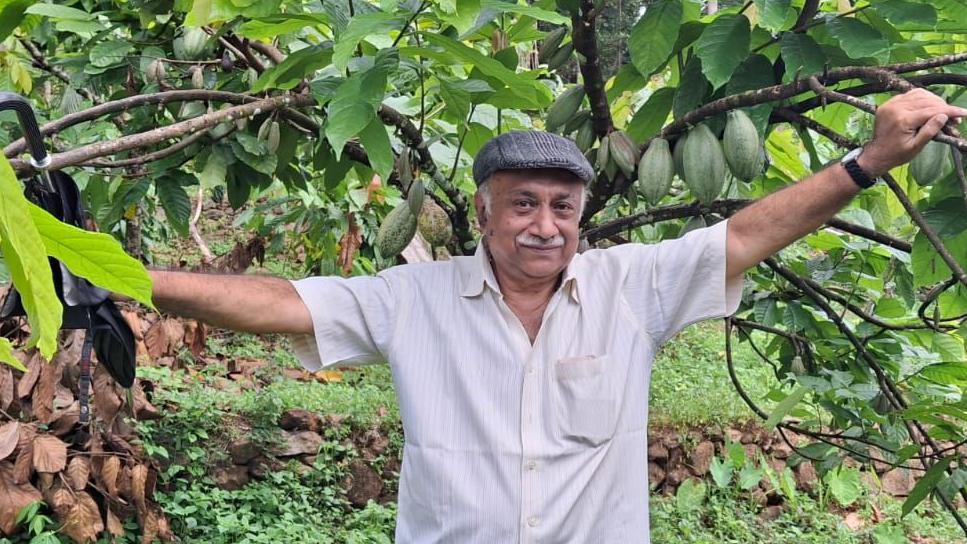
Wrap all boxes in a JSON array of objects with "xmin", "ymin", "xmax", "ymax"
[{"xmin": 531, "ymin": 205, "xmax": 559, "ymax": 239}]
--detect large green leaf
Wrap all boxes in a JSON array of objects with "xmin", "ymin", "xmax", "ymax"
[
  {"xmin": 237, "ymin": 13, "xmax": 329, "ymax": 40},
  {"xmin": 333, "ymin": 12, "xmax": 403, "ymax": 71},
  {"xmin": 0, "ymin": 337, "xmax": 23, "ymax": 371},
  {"xmin": 252, "ymin": 43, "xmax": 334, "ymax": 92},
  {"xmin": 155, "ymin": 177, "xmax": 192, "ymax": 238},
  {"xmin": 754, "ymin": 0, "xmax": 792, "ymax": 32},
  {"xmin": 0, "ymin": 158, "xmax": 60, "ymax": 359},
  {"xmin": 28, "ymin": 203, "xmax": 153, "ymax": 308},
  {"xmin": 779, "ymin": 32, "xmax": 826, "ymax": 82},
  {"xmin": 672, "ymin": 56, "xmax": 709, "ymax": 120},
  {"xmin": 417, "ymin": 32, "xmax": 551, "ymax": 109},
  {"xmin": 358, "ymin": 118, "xmax": 394, "ymax": 182},
  {"xmin": 694, "ymin": 14, "xmax": 751, "ymax": 89},
  {"xmin": 626, "ymin": 87, "xmax": 674, "ymax": 144},
  {"xmin": 480, "ymin": 0, "xmax": 568, "ymax": 24},
  {"xmin": 826, "ymin": 16, "xmax": 890, "ymax": 61},
  {"xmin": 325, "ymin": 48, "xmax": 398, "ymax": 158},
  {"xmin": 628, "ymin": 0, "xmax": 681, "ymax": 78},
  {"xmin": 725, "ymin": 54, "xmax": 776, "ymax": 135},
  {"xmin": 25, "ymin": 3, "xmax": 92, "ymax": 19},
  {"xmin": 902, "ymin": 455, "xmax": 954, "ymax": 517},
  {"xmin": 765, "ymin": 386, "xmax": 808, "ymax": 429},
  {"xmin": 872, "ymin": 0, "xmax": 938, "ymax": 29},
  {"xmin": 0, "ymin": 0, "xmax": 33, "ymax": 42},
  {"xmin": 89, "ymin": 40, "xmax": 132, "ymax": 68},
  {"xmin": 911, "ymin": 230, "xmax": 967, "ymax": 288}
]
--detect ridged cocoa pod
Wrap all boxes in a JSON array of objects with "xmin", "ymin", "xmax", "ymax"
[
  {"xmin": 375, "ymin": 203, "xmax": 418, "ymax": 258},
  {"xmin": 637, "ymin": 138, "xmax": 674, "ymax": 206},
  {"xmin": 672, "ymin": 132, "xmax": 688, "ymax": 183},
  {"xmin": 546, "ymin": 85, "xmax": 585, "ymax": 133},
  {"xmin": 596, "ymin": 134, "xmax": 610, "ymax": 172},
  {"xmin": 407, "ymin": 179, "xmax": 425, "ymax": 215},
  {"xmin": 608, "ymin": 130, "xmax": 639, "ymax": 177},
  {"xmin": 190, "ymin": 66, "xmax": 205, "ymax": 89},
  {"xmin": 267, "ymin": 121, "xmax": 281, "ymax": 153},
  {"xmin": 564, "ymin": 109, "xmax": 591, "ymax": 135},
  {"xmin": 146, "ymin": 59, "xmax": 166, "ymax": 84},
  {"xmin": 722, "ymin": 109, "xmax": 762, "ymax": 182},
  {"xmin": 909, "ymin": 139, "xmax": 950, "ymax": 186},
  {"xmin": 539, "ymin": 27, "xmax": 567, "ymax": 64},
  {"xmin": 575, "ymin": 118, "xmax": 595, "ymax": 152},
  {"xmin": 546, "ymin": 43, "xmax": 573, "ymax": 71},
  {"xmin": 418, "ymin": 200, "xmax": 453, "ymax": 247},
  {"xmin": 682, "ymin": 124, "xmax": 726, "ymax": 204},
  {"xmin": 257, "ymin": 117, "xmax": 272, "ymax": 141}
]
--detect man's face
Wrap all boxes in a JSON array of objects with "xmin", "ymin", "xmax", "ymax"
[{"xmin": 475, "ymin": 169, "xmax": 583, "ymax": 284}]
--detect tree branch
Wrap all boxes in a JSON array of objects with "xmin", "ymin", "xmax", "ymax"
[{"xmin": 80, "ymin": 128, "xmax": 213, "ymax": 168}]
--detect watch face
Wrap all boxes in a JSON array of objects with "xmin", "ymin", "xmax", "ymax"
[{"xmin": 842, "ymin": 148, "xmax": 862, "ymax": 162}]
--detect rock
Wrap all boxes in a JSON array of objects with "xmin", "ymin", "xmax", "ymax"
[
  {"xmin": 648, "ymin": 462, "xmax": 666, "ymax": 491},
  {"xmin": 741, "ymin": 431, "xmax": 756, "ymax": 444},
  {"xmin": 843, "ymin": 512, "xmax": 865, "ymax": 531},
  {"xmin": 273, "ymin": 430, "xmax": 323, "ymax": 457},
  {"xmin": 665, "ymin": 467, "xmax": 691, "ymax": 491},
  {"xmin": 750, "ymin": 489, "xmax": 768, "ymax": 507},
  {"xmin": 726, "ymin": 428, "xmax": 743, "ymax": 444},
  {"xmin": 345, "ymin": 460, "xmax": 383, "ymax": 508},
  {"xmin": 228, "ymin": 437, "xmax": 259, "ymax": 465},
  {"xmin": 247, "ymin": 456, "xmax": 284, "ymax": 479},
  {"xmin": 771, "ymin": 441, "xmax": 793, "ymax": 460},
  {"xmin": 213, "ymin": 465, "xmax": 249, "ymax": 491},
  {"xmin": 689, "ymin": 441, "xmax": 715, "ymax": 476},
  {"xmin": 794, "ymin": 461, "xmax": 818, "ymax": 491},
  {"xmin": 759, "ymin": 505, "xmax": 783, "ymax": 522},
  {"xmin": 301, "ymin": 455, "xmax": 317, "ymax": 468},
  {"xmin": 881, "ymin": 468, "xmax": 917, "ymax": 496},
  {"xmin": 648, "ymin": 443, "xmax": 668, "ymax": 462},
  {"xmin": 667, "ymin": 446, "xmax": 684, "ymax": 472},
  {"xmin": 743, "ymin": 444, "xmax": 758, "ymax": 463},
  {"xmin": 279, "ymin": 409, "xmax": 320, "ymax": 432}
]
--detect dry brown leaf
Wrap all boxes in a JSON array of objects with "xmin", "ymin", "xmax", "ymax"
[
  {"xmin": 93, "ymin": 364, "xmax": 122, "ymax": 424},
  {"xmin": 48, "ymin": 402, "xmax": 80, "ymax": 437},
  {"xmin": 132, "ymin": 383, "xmax": 162, "ymax": 421},
  {"xmin": 0, "ymin": 365, "xmax": 13, "ymax": 411},
  {"xmin": 118, "ymin": 464, "xmax": 132, "ymax": 501},
  {"xmin": 140, "ymin": 505, "xmax": 174, "ymax": 544},
  {"xmin": 183, "ymin": 320, "xmax": 206, "ymax": 359},
  {"xmin": 67, "ymin": 456, "xmax": 91, "ymax": 491},
  {"xmin": 0, "ymin": 461, "xmax": 41, "ymax": 535},
  {"xmin": 16, "ymin": 351, "xmax": 43, "ymax": 399},
  {"xmin": 0, "ymin": 421, "xmax": 18, "ymax": 461},
  {"xmin": 121, "ymin": 310, "xmax": 145, "ymax": 341},
  {"xmin": 32, "ymin": 435, "xmax": 67, "ymax": 473},
  {"xmin": 100, "ymin": 456, "xmax": 121, "ymax": 498},
  {"xmin": 12, "ymin": 424, "xmax": 36, "ymax": 484},
  {"xmin": 59, "ymin": 490, "xmax": 104, "ymax": 543},
  {"xmin": 315, "ymin": 370, "xmax": 344, "ymax": 383},
  {"xmin": 130, "ymin": 463, "xmax": 148, "ymax": 511},
  {"xmin": 37, "ymin": 471, "xmax": 54, "ymax": 491},
  {"xmin": 144, "ymin": 318, "xmax": 185, "ymax": 359},
  {"xmin": 337, "ymin": 212, "xmax": 363, "ymax": 276},
  {"xmin": 106, "ymin": 505, "xmax": 124, "ymax": 536},
  {"xmin": 33, "ymin": 356, "xmax": 64, "ymax": 423}
]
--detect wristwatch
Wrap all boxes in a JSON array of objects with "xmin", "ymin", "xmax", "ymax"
[{"xmin": 840, "ymin": 147, "xmax": 879, "ymax": 189}]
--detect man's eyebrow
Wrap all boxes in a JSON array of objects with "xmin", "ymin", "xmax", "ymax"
[{"xmin": 507, "ymin": 189, "xmax": 578, "ymax": 200}]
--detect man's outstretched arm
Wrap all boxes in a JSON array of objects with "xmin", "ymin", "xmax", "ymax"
[
  {"xmin": 149, "ymin": 270, "xmax": 312, "ymax": 335},
  {"xmin": 726, "ymin": 88, "xmax": 967, "ymax": 279}
]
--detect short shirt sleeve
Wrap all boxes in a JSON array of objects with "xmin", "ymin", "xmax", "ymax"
[
  {"xmin": 287, "ymin": 274, "xmax": 396, "ymax": 372},
  {"xmin": 621, "ymin": 218, "xmax": 743, "ymax": 345}
]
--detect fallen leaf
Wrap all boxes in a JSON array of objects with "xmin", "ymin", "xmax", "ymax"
[
  {"xmin": 48, "ymin": 402, "xmax": 80, "ymax": 437},
  {"xmin": 315, "ymin": 370, "xmax": 343, "ymax": 383},
  {"xmin": 106, "ymin": 505, "xmax": 124, "ymax": 536},
  {"xmin": 16, "ymin": 352, "xmax": 42, "ymax": 399},
  {"xmin": 93, "ymin": 364, "xmax": 122, "ymax": 424},
  {"xmin": 32, "ymin": 435, "xmax": 67, "ymax": 473},
  {"xmin": 843, "ymin": 511, "xmax": 865, "ymax": 531},
  {"xmin": 100, "ymin": 456, "xmax": 121, "ymax": 498},
  {"xmin": 121, "ymin": 310, "xmax": 145, "ymax": 341},
  {"xmin": 33, "ymin": 356, "xmax": 64, "ymax": 423},
  {"xmin": 183, "ymin": 320, "xmax": 206, "ymax": 359},
  {"xmin": 0, "ymin": 365, "xmax": 13, "ymax": 411},
  {"xmin": 0, "ymin": 422, "xmax": 18, "ymax": 461},
  {"xmin": 0, "ymin": 461, "xmax": 41, "ymax": 535},
  {"xmin": 337, "ymin": 212, "xmax": 363, "ymax": 276},
  {"xmin": 67, "ymin": 456, "xmax": 91, "ymax": 491},
  {"xmin": 131, "ymin": 463, "xmax": 148, "ymax": 511},
  {"xmin": 58, "ymin": 490, "xmax": 103, "ymax": 543}
]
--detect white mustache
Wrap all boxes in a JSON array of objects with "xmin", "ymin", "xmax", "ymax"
[{"xmin": 517, "ymin": 233, "xmax": 565, "ymax": 249}]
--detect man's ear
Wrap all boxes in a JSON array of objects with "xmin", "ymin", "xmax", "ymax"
[{"xmin": 474, "ymin": 191, "xmax": 487, "ymax": 228}]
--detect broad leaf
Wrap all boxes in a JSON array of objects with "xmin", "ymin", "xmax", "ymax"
[
  {"xmin": 672, "ymin": 56, "xmax": 709, "ymax": 120},
  {"xmin": 628, "ymin": 0, "xmax": 681, "ymax": 78},
  {"xmin": 826, "ymin": 16, "xmax": 891, "ymax": 61},
  {"xmin": 754, "ymin": 0, "xmax": 792, "ymax": 32},
  {"xmin": 694, "ymin": 14, "xmax": 751, "ymax": 89},
  {"xmin": 237, "ymin": 13, "xmax": 329, "ymax": 40},
  {"xmin": 358, "ymin": 118, "xmax": 394, "ymax": 183},
  {"xmin": 902, "ymin": 455, "xmax": 954, "ymax": 517},
  {"xmin": 333, "ymin": 12, "xmax": 402, "ymax": 71},
  {"xmin": 779, "ymin": 33, "xmax": 826, "ymax": 82},
  {"xmin": 155, "ymin": 178, "xmax": 192, "ymax": 238},
  {"xmin": 626, "ymin": 87, "xmax": 675, "ymax": 144},
  {"xmin": 871, "ymin": 0, "xmax": 937, "ymax": 29},
  {"xmin": 252, "ymin": 44, "xmax": 334, "ymax": 92},
  {"xmin": 326, "ymin": 48, "xmax": 398, "ymax": 158},
  {"xmin": 25, "ymin": 3, "xmax": 92, "ymax": 19},
  {"xmin": 725, "ymin": 54, "xmax": 776, "ymax": 135},
  {"xmin": 765, "ymin": 386, "xmax": 808, "ymax": 429},
  {"xmin": 0, "ymin": 337, "xmax": 23, "ymax": 371},
  {"xmin": 28, "ymin": 203, "xmax": 153, "ymax": 308}
]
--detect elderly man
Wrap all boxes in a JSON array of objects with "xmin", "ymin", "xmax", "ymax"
[{"xmin": 148, "ymin": 88, "xmax": 964, "ymax": 542}]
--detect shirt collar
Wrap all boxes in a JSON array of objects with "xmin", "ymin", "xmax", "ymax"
[{"xmin": 460, "ymin": 241, "xmax": 582, "ymax": 304}]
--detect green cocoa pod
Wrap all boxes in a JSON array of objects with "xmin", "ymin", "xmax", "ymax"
[
  {"xmin": 872, "ymin": 392, "xmax": 894, "ymax": 415},
  {"xmin": 190, "ymin": 66, "xmax": 205, "ymax": 89},
  {"xmin": 398, "ymin": 151, "xmax": 413, "ymax": 187},
  {"xmin": 257, "ymin": 116, "xmax": 272, "ymax": 141},
  {"xmin": 221, "ymin": 50, "xmax": 234, "ymax": 71},
  {"xmin": 682, "ymin": 124, "xmax": 727, "ymax": 204},
  {"xmin": 608, "ymin": 130, "xmax": 639, "ymax": 177},
  {"xmin": 672, "ymin": 132, "xmax": 688, "ymax": 183},
  {"xmin": 210, "ymin": 119, "xmax": 233, "ymax": 139},
  {"xmin": 234, "ymin": 116, "xmax": 248, "ymax": 131},
  {"xmin": 546, "ymin": 42, "xmax": 573, "ymax": 72},
  {"xmin": 564, "ymin": 109, "xmax": 591, "ymax": 135},
  {"xmin": 596, "ymin": 134, "xmax": 610, "ymax": 172},
  {"xmin": 909, "ymin": 139, "xmax": 950, "ymax": 186},
  {"xmin": 723, "ymin": 109, "xmax": 762, "ymax": 182},
  {"xmin": 418, "ymin": 200, "xmax": 453, "ymax": 247},
  {"xmin": 180, "ymin": 27, "xmax": 208, "ymax": 60},
  {"xmin": 790, "ymin": 355, "xmax": 806, "ymax": 376},
  {"xmin": 637, "ymin": 138, "xmax": 674, "ymax": 206},
  {"xmin": 407, "ymin": 179, "xmax": 425, "ymax": 215},
  {"xmin": 375, "ymin": 203, "xmax": 418, "ymax": 258},
  {"xmin": 539, "ymin": 27, "xmax": 567, "ymax": 64},
  {"xmin": 546, "ymin": 84, "xmax": 585, "ymax": 133},
  {"xmin": 267, "ymin": 121, "xmax": 281, "ymax": 153},
  {"xmin": 146, "ymin": 59, "xmax": 166, "ymax": 84},
  {"xmin": 575, "ymin": 118, "xmax": 596, "ymax": 152},
  {"xmin": 678, "ymin": 215, "xmax": 706, "ymax": 237}
]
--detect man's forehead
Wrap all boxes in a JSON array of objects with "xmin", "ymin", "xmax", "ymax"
[{"xmin": 489, "ymin": 168, "xmax": 584, "ymax": 194}]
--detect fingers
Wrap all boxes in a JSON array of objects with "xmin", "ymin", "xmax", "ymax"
[
  {"xmin": 912, "ymin": 114, "xmax": 949, "ymax": 149},
  {"xmin": 906, "ymin": 105, "xmax": 965, "ymax": 127}
]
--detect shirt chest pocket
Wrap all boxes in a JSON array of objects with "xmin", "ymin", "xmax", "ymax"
[{"xmin": 553, "ymin": 355, "xmax": 619, "ymax": 446}]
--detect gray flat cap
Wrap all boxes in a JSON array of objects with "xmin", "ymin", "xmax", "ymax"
[{"xmin": 472, "ymin": 130, "xmax": 594, "ymax": 186}]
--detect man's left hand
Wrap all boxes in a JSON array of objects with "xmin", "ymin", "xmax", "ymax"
[{"xmin": 858, "ymin": 88, "xmax": 967, "ymax": 178}]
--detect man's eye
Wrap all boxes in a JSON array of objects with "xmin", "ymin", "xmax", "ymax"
[
  {"xmin": 515, "ymin": 200, "xmax": 535, "ymax": 208},
  {"xmin": 555, "ymin": 203, "xmax": 573, "ymax": 211}
]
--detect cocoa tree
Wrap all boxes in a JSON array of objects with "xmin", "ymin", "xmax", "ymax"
[{"xmin": 3, "ymin": 0, "xmax": 967, "ymax": 539}]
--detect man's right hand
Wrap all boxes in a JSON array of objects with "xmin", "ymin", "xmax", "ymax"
[{"xmin": 148, "ymin": 270, "xmax": 313, "ymax": 335}]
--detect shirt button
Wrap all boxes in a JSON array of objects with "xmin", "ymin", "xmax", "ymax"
[
  {"xmin": 525, "ymin": 460, "xmax": 537, "ymax": 470},
  {"xmin": 527, "ymin": 516, "xmax": 540, "ymax": 527},
  {"xmin": 527, "ymin": 366, "xmax": 535, "ymax": 375}
]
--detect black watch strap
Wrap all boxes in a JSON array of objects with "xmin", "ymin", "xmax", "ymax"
[{"xmin": 843, "ymin": 157, "xmax": 877, "ymax": 189}]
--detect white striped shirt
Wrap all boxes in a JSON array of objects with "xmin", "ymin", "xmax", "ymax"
[{"xmin": 290, "ymin": 219, "xmax": 742, "ymax": 543}]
